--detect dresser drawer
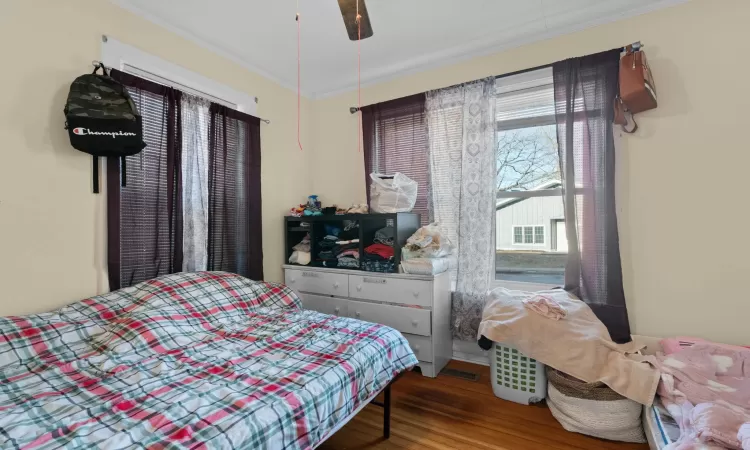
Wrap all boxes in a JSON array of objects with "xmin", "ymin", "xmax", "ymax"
[
  {"xmin": 285, "ymin": 269, "xmax": 348, "ymax": 297},
  {"xmin": 349, "ymin": 274, "xmax": 432, "ymax": 308},
  {"xmin": 402, "ymin": 333, "xmax": 433, "ymax": 362},
  {"xmin": 348, "ymin": 300, "xmax": 431, "ymax": 337},
  {"xmin": 300, "ymin": 294, "xmax": 348, "ymax": 317}
]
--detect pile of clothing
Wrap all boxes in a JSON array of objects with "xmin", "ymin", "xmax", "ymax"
[
  {"xmin": 362, "ymin": 226, "xmax": 396, "ymax": 273},
  {"xmin": 317, "ymin": 222, "xmax": 360, "ymax": 269},
  {"xmin": 400, "ymin": 223, "xmax": 454, "ymax": 275},
  {"xmin": 288, "ymin": 234, "xmax": 311, "ymax": 265},
  {"xmin": 655, "ymin": 342, "xmax": 750, "ymax": 449},
  {"xmin": 335, "ymin": 204, "xmax": 369, "ymax": 215}
]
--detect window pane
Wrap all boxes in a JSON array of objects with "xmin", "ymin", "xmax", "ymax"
[
  {"xmin": 496, "ymin": 194, "xmax": 567, "ymax": 285},
  {"xmin": 534, "ymin": 226, "xmax": 544, "ymax": 244},
  {"xmin": 497, "ymin": 124, "xmax": 560, "ymax": 192},
  {"xmin": 513, "ymin": 227, "xmax": 523, "ymax": 244}
]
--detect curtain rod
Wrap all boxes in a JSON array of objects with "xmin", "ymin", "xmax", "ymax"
[
  {"xmin": 349, "ymin": 41, "xmax": 642, "ymax": 114},
  {"xmin": 91, "ymin": 60, "xmax": 271, "ymax": 125}
]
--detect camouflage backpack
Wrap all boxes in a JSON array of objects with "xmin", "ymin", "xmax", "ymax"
[{"xmin": 64, "ymin": 64, "xmax": 145, "ymax": 193}]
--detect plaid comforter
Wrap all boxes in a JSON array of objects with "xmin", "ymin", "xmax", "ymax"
[{"xmin": 0, "ymin": 272, "xmax": 417, "ymax": 449}]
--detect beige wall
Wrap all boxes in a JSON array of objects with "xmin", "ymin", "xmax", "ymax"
[
  {"xmin": 0, "ymin": 0, "xmax": 312, "ymax": 315},
  {"xmin": 2, "ymin": 0, "xmax": 748, "ymax": 345},
  {"xmin": 312, "ymin": 0, "xmax": 750, "ymax": 345}
]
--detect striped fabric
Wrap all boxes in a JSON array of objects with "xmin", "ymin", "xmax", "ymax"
[{"xmin": 0, "ymin": 272, "xmax": 417, "ymax": 449}]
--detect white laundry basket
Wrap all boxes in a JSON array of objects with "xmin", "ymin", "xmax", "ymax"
[{"xmin": 490, "ymin": 342, "xmax": 546, "ymax": 405}]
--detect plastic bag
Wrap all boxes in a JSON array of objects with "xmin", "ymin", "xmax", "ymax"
[
  {"xmin": 401, "ymin": 257, "xmax": 454, "ymax": 275},
  {"xmin": 402, "ymin": 223, "xmax": 454, "ymax": 259},
  {"xmin": 369, "ymin": 173, "xmax": 418, "ymax": 213}
]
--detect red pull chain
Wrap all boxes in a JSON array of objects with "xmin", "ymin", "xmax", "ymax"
[{"xmin": 297, "ymin": 0, "xmax": 303, "ymax": 151}]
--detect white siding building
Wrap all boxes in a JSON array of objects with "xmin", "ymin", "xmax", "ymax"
[{"xmin": 496, "ymin": 185, "xmax": 567, "ymax": 252}]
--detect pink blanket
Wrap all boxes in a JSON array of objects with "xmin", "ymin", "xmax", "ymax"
[{"xmin": 656, "ymin": 344, "xmax": 750, "ymax": 449}]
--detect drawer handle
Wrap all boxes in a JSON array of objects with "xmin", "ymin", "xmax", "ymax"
[
  {"xmin": 411, "ymin": 320, "xmax": 418, "ymax": 327},
  {"xmin": 290, "ymin": 278, "xmax": 296, "ymax": 283},
  {"xmin": 413, "ymin": 291, "xmax": 420, "ymax": 298},
  {"xmin": 356, "ymin": 284, "xmax": 362, "ymax": 291},
  {"xmin": 334, "ymin": 307, "xmax": 340, "ymax": 314},
  {"xmin": 355, "ymin": 312, "xmax": 361, "ymax": 318},
  {"xmin": 414, "ymin": 345, "xmax": 420, "ymax": 352},
  {"xmin": 333, "ymin": 282, "xmax": 339, "ymax": 289}
]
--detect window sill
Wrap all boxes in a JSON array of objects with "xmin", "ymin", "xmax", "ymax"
[{"xmin": 491, "ymin": 279, "xmax": 558, "ymax": 292}]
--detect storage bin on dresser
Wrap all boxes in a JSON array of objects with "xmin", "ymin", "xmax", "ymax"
[{"xmin": 284, "ymin": 265, "xmax": 452, "ymax": 377}]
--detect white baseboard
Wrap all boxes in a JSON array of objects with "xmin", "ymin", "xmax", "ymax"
[{"xmin": 452, "ymin": 339, "xmax": 490, "ymax": 366}]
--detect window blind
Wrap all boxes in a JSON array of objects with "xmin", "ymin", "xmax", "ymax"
[
  {"xmin": 361, "ymin": 94, "xmax": 429, "ymax": 225},
  {"xmin": 107, "ymin": 69, "xmax": 263, "ymax": 289},
  {"xmin": 108, "ymin": 70, "xmax": 183, "ymax": 289}
]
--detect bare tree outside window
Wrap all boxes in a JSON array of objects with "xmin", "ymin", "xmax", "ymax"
[{"xmin": 496, "ymin": 124, "xmax": 559, "ymax": 192}]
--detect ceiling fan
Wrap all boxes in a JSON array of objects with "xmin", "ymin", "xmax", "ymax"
[{"xmin": 337, "ymin": 0, "xmax": 374, "ymax": 40}]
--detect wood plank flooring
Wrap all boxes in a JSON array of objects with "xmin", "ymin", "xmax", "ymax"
[{"xmin": 319, "ymin": 360, "xmax": 648, "ymax": 450}]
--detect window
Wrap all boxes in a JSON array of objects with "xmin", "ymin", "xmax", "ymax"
[
  {"xmin": 495, "ymin": 67, "xmax": 566, "ymax": 287},
  {"xmin": 512, "ymin": 226, "xmax": 545, "ymax": 245},
  {"xmin": 105, "ymin": 46, "xmax": 263, "ymax": 290}
]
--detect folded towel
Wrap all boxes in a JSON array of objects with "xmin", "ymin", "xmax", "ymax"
[{"xmin": 522, "ymin": 294, "xmax": 567, "ymax": 320}]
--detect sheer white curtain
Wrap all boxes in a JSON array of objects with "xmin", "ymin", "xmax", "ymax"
[
  {"xmin": 427, "ymin": 78, "xmax": 497, "ymax": 341},
  {"xmin": 181, "ymin": 94, "xmax": 210, "ymax": 272}
]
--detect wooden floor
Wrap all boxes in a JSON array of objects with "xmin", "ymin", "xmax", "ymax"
[{"xmin": 319, "ymin": 360, "xmax": 648, "ymax": 450}]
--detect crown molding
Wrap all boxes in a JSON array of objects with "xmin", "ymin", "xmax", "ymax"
[
  {"xmin": 110, "ymin": 0, "xmax": 689, "ymax": 100},
  {"xmin": 108, "ymin": 0, "xmax": 310, "ymax": 98},
  {"xmin": 310, "ymin": 0, "xmax": 691, "ymax": 99}
]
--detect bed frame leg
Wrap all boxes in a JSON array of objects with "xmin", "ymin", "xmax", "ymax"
[{"xmin": 383, "ymin": 382, "xmax": 391, "ymax": 439}]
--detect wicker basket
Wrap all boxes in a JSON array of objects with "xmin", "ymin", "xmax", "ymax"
[{"xmin": 546, "ymin": 368, "xmax": 646, "ymax": 443}]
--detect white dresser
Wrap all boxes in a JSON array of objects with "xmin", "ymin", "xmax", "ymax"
[{"xmin": 283, "ymin": 265, "xmax": 452, "ymax": 377}]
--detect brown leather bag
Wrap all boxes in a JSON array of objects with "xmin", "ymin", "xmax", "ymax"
[
  {"xmin": 620, "ymin": 45, "xmax": 657, "ymax": 113},
  {"xmin": 614, "ymin": 44, "xmax": 657, "ymax": 133}
]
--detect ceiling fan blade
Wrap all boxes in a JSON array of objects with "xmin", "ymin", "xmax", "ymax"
[{"xmin": 338, "ymin": 0, "xmax": 374, "ymax": 41}]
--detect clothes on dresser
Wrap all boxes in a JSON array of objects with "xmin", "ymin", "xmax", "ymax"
[
  {"xmin": 318, "ymin": 250, "xmax": 337, "ymax": 260},
  {"xmin": 364, "ymin": 243, "xmax": 394, "ymax": 260},
  {"xmin": 336, "ymin": 239, "xmax": 359, "ymax": 245},
  {"xmin": 336, "ymin": 244, "xmax": 360, "ymax": 269},
  {"xmin": 318, "ymin": 236, "xmax": 339, "ymax": 252},
  {"xmin": 324, "ymin": 225, "xmax": 341, "ymax": 237},
  {"xmin": 288, "ymin": 250, "xmax": 311, "ymax": 265},
  {"xmin": 337, "ymin": 249, "xmax": 360, "ymax": 259},
  {"xmin": 289, "ymin": 234, "xmax": 311, "ymax": 265},
  {"xmin": 292, "ymin": 234, "xmax": 311, "ymax": 253},
  {"xmin": 337, "ymin": 256, "xmax": 360, "ymax": 269},
  {"xmin": 374, "ymin": 226, "xmax": 394, "ymax": 246},
  {"xmin": 361, "ymin": 258, "xmax": 395, "ymax": 273}
]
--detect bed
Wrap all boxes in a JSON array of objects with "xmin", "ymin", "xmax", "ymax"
[{"xmin": 0, "ymin": 272, "xmax": 418, "ymax": 449}]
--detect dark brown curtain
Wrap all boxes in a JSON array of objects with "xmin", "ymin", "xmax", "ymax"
[
  {"xmin": 207, "ymin": 104, "xmax": 263, "ymax": 280},
  {"xmin": 553, "ymin": 49, "xmax": 631, "ymax": 343},
  {"xmin": 361, "ymin": 94, "xmax": 429, "ymax": 225},
  {"xmin": 107, "ymin": 69, "xmax": 182, "ymax": 290}
]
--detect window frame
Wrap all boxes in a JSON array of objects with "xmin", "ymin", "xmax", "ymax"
[{"xmin": 101, "ymin": 37, "xmax": 257, "ymax": 115}]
